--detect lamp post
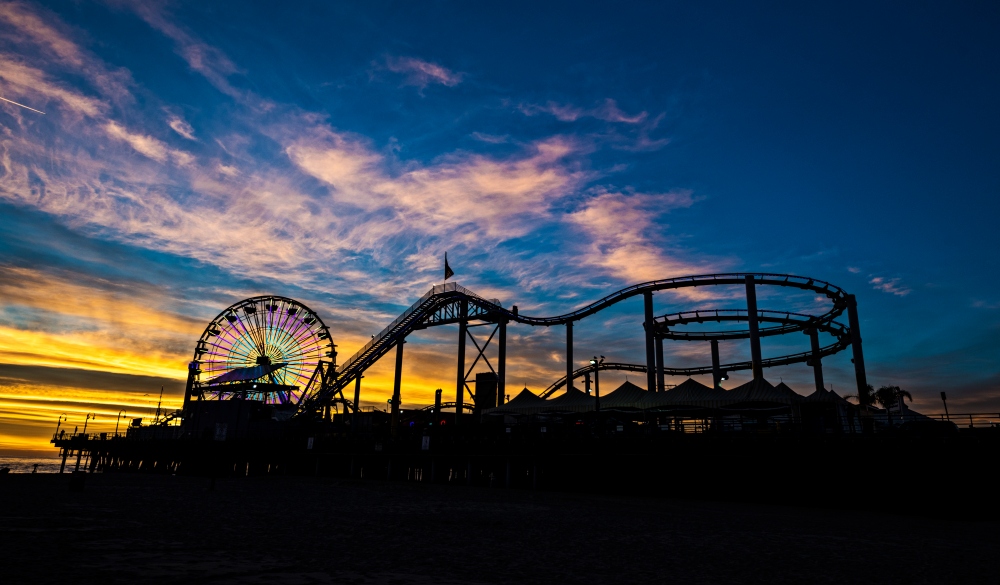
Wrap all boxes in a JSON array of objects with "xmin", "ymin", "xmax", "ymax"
[
  {"xmin": 83, "ymin": 413, "xmax": 96, "ymax": 435},
  {"xmin": 115, "ymin": 409, "xmax": 127, "ymax": 435},
  {"xmin": 55, "ymin": 413, "xmax": 67, "ymax": 435},
  {"xmin": 591, "ymin": 356, "xmax": 605, "ymax": 416}
]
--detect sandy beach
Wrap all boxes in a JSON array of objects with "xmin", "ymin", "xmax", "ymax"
[{"xmin": 1, "ymin": 473, "xmax": 996, "ymax": 584}]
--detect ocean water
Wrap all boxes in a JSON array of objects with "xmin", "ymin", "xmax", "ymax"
[{"xmin": 0, "ymin": 456, "xmax": 65, "ymax": 473}]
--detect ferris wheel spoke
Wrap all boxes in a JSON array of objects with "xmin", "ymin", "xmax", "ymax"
[
  {"xmin": 235, "ymin": 306, "xmax": 267, "ymax": 355},
  {"xmin": 251, "ymin": 304, "xmax": 271, "ymax": 352}
]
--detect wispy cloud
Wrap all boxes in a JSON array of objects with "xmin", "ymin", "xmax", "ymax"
[
  {"xmin": 470, "ymin": 131, "xmax": 508, "ymax": 144},
  {"xmin": 0, "ymin": 55, "xmax": 105, "ymax": 117},
  {"xmin": 519, "ymin": 98, "xmax": 648, "ymax": 124},
  {"xmin": 384, "ymin": 55, "xmax": 463, "ymax": 89},
  {"xmin": 285, "ymin": 130, "xmax": 587, "ymax": 240},
  {"xmin": 105, "ymin": 121, "xmax": 194, "ymax": 166},
  {"xmin": 167, "ymin": 115, "xmax": 196, "ymax": 140},
  {"xmin": 519, "ymin": 99, "xmax": 668, "ymax": 151},
  {"xmin": 869, "ymin": 276, "xmax": 911, "ymax": 296},
  {"xmin": 566, "ymin": 189, "xmax": 718, "ymax": 288},
  {"xmin": 125, "ymin": 3, "xmax": 247, "ymax": 101}
]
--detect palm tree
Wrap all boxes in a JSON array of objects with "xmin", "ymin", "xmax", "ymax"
[
  {"xmin": 844, "ymin": 383, "xmax": 875, "ymax": 406},
  {"xmin": 873, "ymin": 385, "xmax": 913, "ymax": 426}
]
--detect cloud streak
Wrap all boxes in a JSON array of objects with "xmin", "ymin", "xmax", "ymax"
[
  {"xmin": 869, "ymin": 276, "xmax": 911, "ymax": 297},
  {"xmin": 520, "ymin": 98, "xmax": 648, "ymax": 124},
  {"xmin": 384, "ymin": 55, "xmax": 463, "ymax": 89}
]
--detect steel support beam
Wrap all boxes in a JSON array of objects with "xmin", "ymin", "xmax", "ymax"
[
  {"xmin": 352, "ymin": 375, "xmax": 362, "ymax": 434},
  {"xmin": 710, "ymin": 339, "xmax": 722, "ymax": 388},
  {"xmin": 391, "ymin": 340, "xmax": 403, "ymax": 438},
  {"xmin": 745, "ymin": 275, "xmax": 764, "ymax": 380},
  {"xmin": 808, "ymin": 328, "xmax": 825, "ymax": 394},
  {"xmin": 182, "ymin": 361, "xmax": 198, "ymax": 417},
  {"xmin": 498, "ymin": 320, "xmax": 507, "ymax": 406},
  {"xmin": 846, "ymin": 294, "xmax": 868, "ymax": 403},
  {"xmin": 566, "ymin": 321, "xmax": 574, "ymax": 392},
  {"xmin": 644, "ymin": 291, "xmax": 657, "ymax": 392},
  {"xmin": 655, "ymin": 336, "xmax": 666, "ymax": 393},
  {"xmin": 455, "ymin": 300, "xmax": 468, "ymax": 422}
]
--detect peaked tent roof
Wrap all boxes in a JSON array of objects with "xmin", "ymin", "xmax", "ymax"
[
  {"xmin": 544, "ymin": 387, "xmax": 596, "ymax": 412},
  {"xmin": 774, "ymin": 382, "xmax": 806, "ymax": 401},
  {"xmin": 600, "ymin": 381, "xmax": 648, "ymax": 409},
  {"xmin": 484, "ymin": 387, "xmax": 544, "ymax": 414},
  {"xmin": 643, "ymin": 378, "xmax": 727, "ymax": 408},
  {"xmin": 802, "ymin": 387, "xmax": 852, "ymax": 405},
  {"xmin": 725, "ymin": 378, "xmax": 801, "ymax": 405},
  {"xmin": 506, "ymin": 387, "xmax": 545, "ymax": 406}
]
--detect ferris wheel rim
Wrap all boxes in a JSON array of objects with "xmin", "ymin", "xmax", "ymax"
[{"xmin": 192, "ymin": 295, "xmax": 334, "ymax": 405}]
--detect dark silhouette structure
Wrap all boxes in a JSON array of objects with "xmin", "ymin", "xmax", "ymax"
[
  {"xmin": 58, "ymin": 271, "xmax": 998, "ymax": 503},
  {"xmin": 294, "ymin": 273, "xmax": 867, "ymax": 422}
]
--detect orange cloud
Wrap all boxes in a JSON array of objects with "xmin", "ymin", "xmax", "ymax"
[{"xmin": 567, "ymin": 189, "xmax": 720, "ymax": 287}]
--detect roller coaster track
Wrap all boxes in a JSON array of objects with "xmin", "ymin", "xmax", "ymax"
[
  {"xmin": 540, "ymin": 325, "xmax": 851, "ymax": 398},
  {"xmin": 655, "ymin": 309, "xmax": 847, "ymax": 341},
  {"xmin": 299, "ymin": 273, "xmax": 852, "ymax": 415}
]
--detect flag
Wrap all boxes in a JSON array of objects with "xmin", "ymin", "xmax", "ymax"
[{"xmin": 444, "ymin": 253, "xmax": 454, "ymax": 281}]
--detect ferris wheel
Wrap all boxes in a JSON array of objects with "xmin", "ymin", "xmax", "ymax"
[{"xmin": 192, "ymin": 296, "xmax": 334, "ymax": 405}]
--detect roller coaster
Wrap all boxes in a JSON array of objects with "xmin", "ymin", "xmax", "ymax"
[{"xmin": 181, "ymin": 272, "xmax": 870, "ymax": 423}]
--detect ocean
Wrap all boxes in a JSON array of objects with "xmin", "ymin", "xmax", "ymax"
[{"xmin": 0, "ymin": 456, "xmax": 65, "ymax": 474}]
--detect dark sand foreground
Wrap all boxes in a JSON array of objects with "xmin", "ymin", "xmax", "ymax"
[{"xmin": 1, "ymin": 473, "xmax": 996, "ymax": 584}]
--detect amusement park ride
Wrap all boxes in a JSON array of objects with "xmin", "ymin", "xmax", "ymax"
[
  {"xmin": 180, "ymin": 272, "xmax": 869, "ymax": 424},
  {"xmin": 54, "ymin": 271, "xmax": 992, "ymax": 509}
]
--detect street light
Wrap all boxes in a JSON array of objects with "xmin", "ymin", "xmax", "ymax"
[
  {"xmin": 83, "ymin": 412, "xmax": 96, "ymax": 435},
  {"xmin": 115, "ymin": 409, "xmax": 127, "ymax": 435},
  {"xmin": 55, "ymin": 413, "xmax": 68, "ymax": 434},
  {"xmin": 591, "ymin": 356, "xmax": 605, "ymax": 416}
]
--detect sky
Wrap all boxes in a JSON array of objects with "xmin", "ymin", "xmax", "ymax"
[{"xmin": 1, "ymin": 1, "xmax": 998, "ymax": 455}]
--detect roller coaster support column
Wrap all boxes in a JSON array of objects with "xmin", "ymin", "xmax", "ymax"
[
  {"xmin": 655, "ymin": 336, "xmax": 666, "ymax": 393},
  {"xmin": 566, "ymin": 321, "xmax": 574, "ymax": 391},
  {"xmin": 711, "ymin": 339, "xmax": 722, "ymax": 389},
  {"xmin": 498, "ymin": 319, "xmax": 507, "ymax": 406},
  {"xmin": 391, "ymin": 340, "xmax": 404, "ymax": 439},
  {"xmin": 846, "ymin": 294, "xmax": 868, "ymax": 403},
  {"xmin": 644, "ymin": 291, "xmax": 657, "ymax": 392},
  {"xmin": 182, "ymin": 360, "xmax": 198, "ymax": 417},
  {"xmin": 745, "ymin": 275, "xmax": 764, "ymax": 380},
  {"xmin": 352, "ymin": 375, "xmax": 362, "ymax": 434},
  {"xmin": 808, "ymin": 329, "xmax": 825, "ymax": 393},
  {"xmin": 456, "ymin": 300, "xmax": 468, "ymax": 423}
]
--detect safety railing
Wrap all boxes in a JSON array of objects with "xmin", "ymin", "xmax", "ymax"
[
  {"xmin": 884, "ymin": 412, "xmax": 1000, "ymax": 429},
  {"xmin": 51, "ymin": 431, "xmax": 127, "ymax": 442}
]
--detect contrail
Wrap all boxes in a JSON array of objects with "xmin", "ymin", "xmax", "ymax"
[{"xmin": 0, "ymin": 96, "xmax": 45, "ymax": 114}]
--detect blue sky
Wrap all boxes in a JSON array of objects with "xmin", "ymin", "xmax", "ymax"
[{"xmin": 1, "ymin": 1, "xmax": 998, "ymax": 452}]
